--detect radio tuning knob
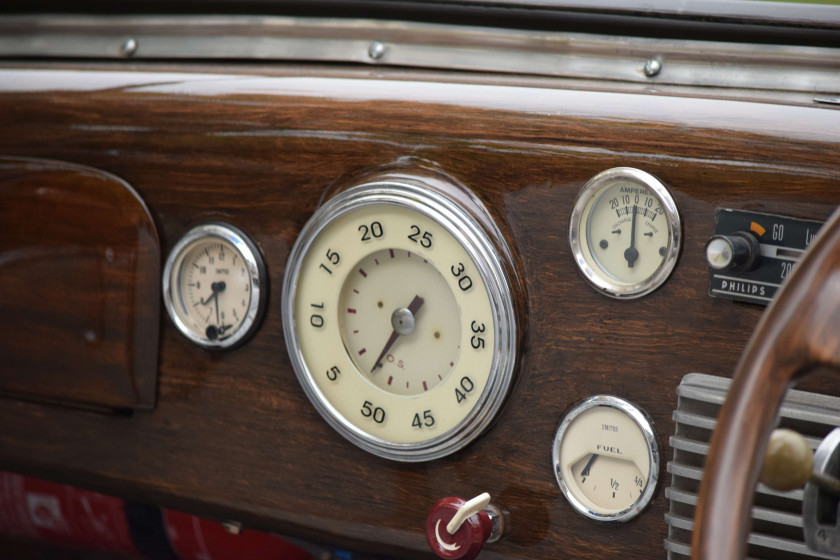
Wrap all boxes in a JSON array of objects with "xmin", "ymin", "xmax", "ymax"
[
  {"xmin": 705, "ymin": 231, "xmax": 760, "ymax": 271},
  {"xmin": 425, "ymin": 493, "xmax": 505, "ymax": 560}
]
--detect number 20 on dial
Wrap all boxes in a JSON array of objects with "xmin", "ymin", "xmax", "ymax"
[{"xmin": 282, "ymin": 178, "xmax": 519, "ymax": 461}]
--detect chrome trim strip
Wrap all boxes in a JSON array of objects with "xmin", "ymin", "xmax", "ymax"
[
  {"xmin": 0, "ymin": 15, "xmax": 839, "ymax": 94},
  {"xmin": 455, "ymin": 0, "xmax": 840, "ymax": 28}
]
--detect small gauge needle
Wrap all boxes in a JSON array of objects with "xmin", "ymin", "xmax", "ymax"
[
  {"xmin": 200, "ymin": 281, "xmax": 227, "ymax": 325},
  {"xmin": 580, "ymin": 453, "xmax": 599, "ymax": 482},
  {"xmin": 624, "ymin": 205, "xmax": 639, "ymax": 268},
  {"xmin": 371, "ymin": 295, "xmax": 424, "ymax": 373}
]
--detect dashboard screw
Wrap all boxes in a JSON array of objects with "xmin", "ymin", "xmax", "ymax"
[
  {"xmin": 120, "ymin": 38, "xmax": 138, "ymax": 57},
  {"xmin": 368, "ymin": 40, "xmax": 386, "ymax": 60},
  {"xmin": 644, "ymin": 58, "xmax": 662, "ymax": 78}
]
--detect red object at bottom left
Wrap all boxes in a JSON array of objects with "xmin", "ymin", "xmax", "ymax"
[
  {"xmin": 0, "ymin": 471, "xmax": 139, "ymax": 555},
  {"xmin": 0, "ymin": 471, "xmax": 313, "ymax": 560}
]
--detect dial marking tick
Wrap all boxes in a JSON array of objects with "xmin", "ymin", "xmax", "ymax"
[
  {"xmin": 358, "ymin": 348, "xmax": 367, "ymax": 355},
  {"xmin": 423, "ymin": 381, "xmax": 428, "ymax": 391},
  {"xmin": 353, "ymin": 289, "xmax": 359, "ymax": 294},
  {"xmin": 389, "ymin": 249, "xmax": 395, "ymax": 259},
  {"xmin": 375, "ymin": 258, "xmax": 380, "ymax": 266},
  {"xmin": 359, "ymin": 268, "xmax": 367, "ymax": 278},
  {"xmin": 347, "ymin": 308, "xmax": 357, "ymax": 314},
  {"xmin": 387, "ymin": 376, "xmax": 393, "ymax": 386}
]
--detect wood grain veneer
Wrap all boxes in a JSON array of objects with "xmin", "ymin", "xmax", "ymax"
[
  {"xmin": 0, "ymin": 156, "xmax": 160, "ymax": 411},
  {"xmin": 0, "ymin": 64, "xmax": 839, "ymax": 560}
]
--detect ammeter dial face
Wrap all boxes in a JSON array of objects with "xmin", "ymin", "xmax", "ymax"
[
  {"xmin": 552, "ymin": 396, "xmax": 660, "ymax": 522},
  {"xmin": 570, "ymin": 168, "xmax": 681, "ymax": 298},
  {"xmin": 282, "ymin": 181, "xmax": 517, "ymax": 462},
  {"xmin": 163, "ymin": 223, "xmax": 267, "ymax": 349}
]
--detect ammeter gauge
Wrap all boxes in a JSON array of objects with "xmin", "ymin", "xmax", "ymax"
[
  {"xmin": 552, "ymin": 395, "xmax": 660, "ymax": 522},
  {"xmin": 569, "ymin": 167, "xmax": 681, "ymax": 298},
  {"xmin": 282, "ymin": 176, "xmax": 519, "ymax": 462},
  {"xmin": 163, "ymin": 223, "xmax": 267, "ymax": 349}
]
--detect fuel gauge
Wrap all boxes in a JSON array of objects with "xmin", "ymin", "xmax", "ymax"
[{"xmin": 552, "ymin": 396, "xmax": 659, "ymax": 522}]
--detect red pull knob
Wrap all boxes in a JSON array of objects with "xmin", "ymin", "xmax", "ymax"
[{"xmin": 425, "ymin": 493, "xmax": 496, "ymax": 560}]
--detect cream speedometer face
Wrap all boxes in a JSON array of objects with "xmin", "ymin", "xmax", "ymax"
[
  {"xmin": 570, "ymin": 168, "xmax": 681, "ymax": 298},
  {"xmin": 338, "ymin": 248, "xmax": 462, "ymax": 396},
  {"xmin": 282, "ymin": 179, "xmax": 517, "ymax": 462}
]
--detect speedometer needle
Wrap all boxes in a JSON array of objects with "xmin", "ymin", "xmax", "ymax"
[
  {"xmin": 371, "ymin": 295, "xmax": 424, "ymax": 373},
  {"xmin": 624, "ymin": 205, "xmax": 639, "ymax": 268}
]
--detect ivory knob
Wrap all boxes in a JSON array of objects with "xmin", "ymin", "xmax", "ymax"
[{"xmin": 760, "ymin": 429, "xmax": 814, "ymax": 491}]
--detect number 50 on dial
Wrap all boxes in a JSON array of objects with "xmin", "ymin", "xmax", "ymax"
[{"xmin": 282, "ymin": 176, "xmax": 520, "ymax": 462}]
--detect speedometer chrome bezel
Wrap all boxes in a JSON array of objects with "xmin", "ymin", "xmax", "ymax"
[
  {"xmin": 162, "ymin": 222, "xmax": 267, "ymax": 350},
  {"xmin": 569, "ymin": 167, "xmax": 681, "ymax": 299},
  {"xmin": 282, "ymin": 178, "xmax": 518, "ymax": 462}
]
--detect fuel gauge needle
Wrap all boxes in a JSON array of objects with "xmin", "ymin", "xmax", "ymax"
[
  {"xmin": 371, "ymin": 295, "xmax": 424, "ymax": 373},
  {"xmin": 580, "ymin": 453, "xmax": 599, "ymax": 483}
]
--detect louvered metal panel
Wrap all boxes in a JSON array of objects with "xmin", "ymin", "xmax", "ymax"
[{"xmin": 665, "ymin": 373, "xmax": 840, "ymax": 560}]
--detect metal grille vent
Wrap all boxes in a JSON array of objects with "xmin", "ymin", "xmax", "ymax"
[{"xmin": 665, "ymin": 373, "xmax": 840, "ymax": 560}]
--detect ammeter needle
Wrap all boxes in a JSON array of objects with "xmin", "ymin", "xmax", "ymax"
[{"xmin": 624, "ymin": 205, "xmax": 639, "ymax": 268}]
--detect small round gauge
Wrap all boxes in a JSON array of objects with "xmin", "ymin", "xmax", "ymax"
[
  {"xmin": 552, "ymin": 395, "xmax": 659, "ymax": 522},
  {"xmin": 282, "ymin": 177, "xmax": 518, "ymax": 462},
  {"xmin": 569, "ymin": 167, "xmax": 681, "ymax": 298},
  {"xmin": 163, "ymin": 223, "xmax": 267, "ymax": 349}
]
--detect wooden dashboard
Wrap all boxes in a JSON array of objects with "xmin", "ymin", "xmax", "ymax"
[{"xmin": 1, "ymin": 52, "xmax": 840, "ymax": 560}]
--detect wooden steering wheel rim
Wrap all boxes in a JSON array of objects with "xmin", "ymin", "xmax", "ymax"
[{"xmin": 692, "ymin": 207, "xmax": 840, "ymax": 559}]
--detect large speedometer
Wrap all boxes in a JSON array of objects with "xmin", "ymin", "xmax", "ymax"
[{"xmin": 282, "ymin": 174, "xmax": 520, "ymax": 462}]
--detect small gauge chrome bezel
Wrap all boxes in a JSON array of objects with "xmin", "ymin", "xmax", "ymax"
[
  {"xmin": 163, "ymin": 222, "xmax": 267, "ymax": 350},
  {"xmin": 282, "ymin": 180, "xmax": 518, "ymax": 462},
  {"xmin": 551, "ymin": 395, "xmax": 660, "ymax": 523},
  {"xmin": 569, "ymin": 167, "xmax": 681, "ymax": 299}
]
